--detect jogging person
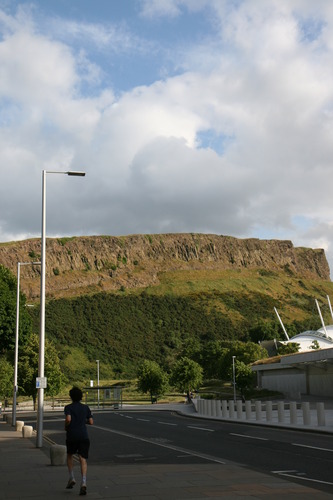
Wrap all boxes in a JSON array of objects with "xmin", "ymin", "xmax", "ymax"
[{"xmin": 64, "ymin": 386, "xmax": 93, "ymax": 495}]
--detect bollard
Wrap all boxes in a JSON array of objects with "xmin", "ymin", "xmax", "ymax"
[
  {"xmin": 245, "ymin": 400, "xmax": 252, "ymax": 420},
  {"xmin": 216, "ymin": 400, "xmax": 222, "ymax": 418},
  {"xmin": 16, "ymin": 420, "xmax": 24, "ymax": 432},
  {"xmin": 255, "ymin": 401, "xmax": 262, "ymax": 421},
  {"xmin": 228, "ymin": 400, "xmax": 235, "ymax": 419},
  {"xmin": 236, "ymin": 400, "xmax": 243, "ymax": 419},
  {"xmin": 222, "ymin": 400, "xmax": 228, "ymax": 418},
  {"xmin": 317, "ymin": 402, "xmax": 325, "ymax": 427},
  {"xmin": 302, "ymin": 402, "xmax": 311, "ymax": 426},
  {"xmin": 265, "ymin": 401, "xmax": 272, "ymax": 422},
  {"xmin": 211, "ymin": 399, "xmax": 216, "ymax": 417},
  {"xmin": 204, "ymin": 399, "xmax": 209, "ymax": 416},
  {"xmin": 278, "ymin": 401, "xmax": 285, "ymax": 423},
  {"xmin": 22, "ymin": 425, "xmax": 33, "ymax": 438},
  {"xmin": 50, "ymin": 445, "xmax": 67, "ymax": 466},
  {"xmin": 290, "ymin": 401, "xmax": 297, "ymax": 425}
]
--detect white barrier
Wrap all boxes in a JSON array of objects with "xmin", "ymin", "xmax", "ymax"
[
  {"xmin": 50, "ymin": 445, "xmax": 67, "ymax": 466},
  {"xmin": 22, "ymin": 425, "xmax": 33, "ymax": 438},
  {"xmin": 317, "ymin": 402, "xmax": 325, "ymax": 426},
  {"xmin": 278, "ymin": 401, "xmax": 285, "ymax": 423},
  {"xmin": 255, "ymin": 401, "xmax": 262, "ymax": 421},
  {"xmin": 245, "ymin": 400, "xmax": 252, "ymax": 420},
  {"xmin": 222, "ymin": 400, "xmax": 228, "ymax": 418},
  {"xmin": 16, "ymin": 420, "xmax": 24, "ymax": 432},
  {"xmin": 228, "ymin": 400, "xmax": 235, "ymax": 419},
  {"xmin": 290, "ymin": 401, "xmax": 297, "ymax": 425},
  {"xmin": 194, "ymin": 399, "xmax": 328, "ymax": 429},
  {"xmin": 236, "ymin": 400, "xmax": 243, "ymax": 419},
  {"xmin": 216, "ymin": 400, "xmax": 222, "ymax": 417},
  {"xmin": 302, "ymin": 402, "xmax": 311, "ymax": 425},
  {"xmin": 266, "ymin": 401, "xmax": 272, "ymax": 422}
]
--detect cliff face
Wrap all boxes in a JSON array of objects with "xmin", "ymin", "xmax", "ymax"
[{"xmin": 0, "ymin": 233, "xmax": 330, "ymax": 300}]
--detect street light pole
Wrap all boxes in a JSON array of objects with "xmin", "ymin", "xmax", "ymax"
[
  {"xmin": 36, "ymin": 169, "xmax": 85, "ymax": 448},
  {"xmin": 232, "ymin": 356, "xmax": 236, "ymax": 405},
  {"xmin": 13, "ymin": 261, "xmax": 41, "ymax": 427},
  {"xmin": 96, "ymin": 360, "xmax": 100, "ymax": 409}
]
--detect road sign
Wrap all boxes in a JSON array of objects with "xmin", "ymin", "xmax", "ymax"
[{"xmin": 36, "ymin": 377, "xmax": 47, "ymax": 389}]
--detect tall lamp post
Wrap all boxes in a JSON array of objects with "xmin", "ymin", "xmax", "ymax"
[
  {"xmin": 12, "ymin": 261, "xmax": 41, "ymax": 427},
  {"xmin": 36, "ymin": 169, "xmax": 85, "ymax": 448},
  {"xmin": 232, "ymin": 355, "xmax": 236, "ymax": 405},
  {"xmin": 96, "ymin": 360, "xmax": 100, "ymax": 409}
]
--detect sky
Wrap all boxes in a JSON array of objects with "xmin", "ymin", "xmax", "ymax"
[{"xmin": 1, "ymin": 0, "xmax": 333, "ymax": 274}]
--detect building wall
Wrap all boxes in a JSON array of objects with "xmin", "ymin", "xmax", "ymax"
[
  {"xmin": 308, "ymin": 365, "xmax": 333, "ymax": 397},
  {"xmin": 261, "ymin": 368, "xmax": 306, "ymax": 398}
]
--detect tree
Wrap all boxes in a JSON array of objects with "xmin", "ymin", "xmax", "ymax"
[
  {"xmin": 137, "ymin": 360, "xmax": 169, "ymax": 403},
  {"xmin": 216, "ymin": 341, "xmax": 268, "ymax": 380},
  {"xmin": 278, "ymin": 342, "xmax": 300, "ymax": 355},
  {"xmin": 18, "ymin": 333, "xmax": 65, "ymax": 409},
  {"xmin": 310, "ymin": 340, "xmax": 320, "ymax": 350},
  {"xmin": 200, "ymin": 340, "xmax": 229, "ymax": 379},
  {"xmin": 0, "ymin": 356, "xmax": 13, "ymax": 398},
  {"xmin": 234, "ymin": 360, "xmax": 255, "ymax": 397},
  {"xmin": 0, "ymin": 265, "xmax": 32, "ymax": 353},
  {"xmin": 170, "ymin": 356, "xmax": 203, "ymax": 402}
]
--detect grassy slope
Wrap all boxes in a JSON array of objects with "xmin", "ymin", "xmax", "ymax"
[
  {"xmin": 27, "ymin": 266, "xmax": 333, "ymax": 381},
  {"xmin": 149, "ymin": 268, "xmax": 333, "ymax": 323}
]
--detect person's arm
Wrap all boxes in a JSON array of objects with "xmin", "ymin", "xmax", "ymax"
[
  {"xmin": 65, "ymin": 414, "xmax": 71, "ymax": 430},
  {"xmin": 87, "ymin": 416, "xmax": 93, "ymax": 425}
]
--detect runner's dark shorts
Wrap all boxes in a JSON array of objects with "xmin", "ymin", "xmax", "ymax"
[{"xmin": 66, "ymin": 438, "xmax": 90, "ymax": 459}]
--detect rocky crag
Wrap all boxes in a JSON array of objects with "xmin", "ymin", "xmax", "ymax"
[{"xmin": 0, "ymin": 233, "xmax": 330, "ymax": 300}]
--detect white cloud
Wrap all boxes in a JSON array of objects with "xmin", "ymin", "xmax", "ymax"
[{"xmin": 1, "ymin": 1, "xmax": 333, "ymax": 275}]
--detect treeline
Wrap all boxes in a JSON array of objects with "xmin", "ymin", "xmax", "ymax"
[{"xmin": 27, "ymin": 289, "xmax": 318, "ymax": 378}]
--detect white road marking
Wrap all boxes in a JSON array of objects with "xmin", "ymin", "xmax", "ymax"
[
  {"xmin": 272, "ymin": 471, "xmax": 333, "ymax": 486},
  {"xmin": 137, "ymin": 418, "xmax": 150, "ymax": 422},
  {"xmin": 93, "ymin": 424, "xmax": 225, "ymax": 464},
  {"xmin": 292, "ymin": 443, "xmax": 333, "ymax": 453},
  {"xmin": 116, "ymin": 454, "xmax": 143, "ymax": 458},
  {"xmin": 157, "ymin": 421, "xmax": 177, "ymax": 426},
  {"xmin": 230, "ymin": 433, "xmax": 269, "ymax": 441},
  {"xmin": 187, "ymin": 426, "xmax": 214, "ymax": 432},
  {"xmin": 272, "ymin": 470, "xmax": 298, "ymax": 473}
]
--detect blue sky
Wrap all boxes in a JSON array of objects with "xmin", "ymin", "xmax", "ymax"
[{"xmin": 1, "ymin": 0, "xmax": 333, "ymax": 274}]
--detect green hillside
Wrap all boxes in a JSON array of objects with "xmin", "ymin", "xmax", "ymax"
[{"xmin": 27, "ymin": 267, "xmax": 333, "ymax": 379}]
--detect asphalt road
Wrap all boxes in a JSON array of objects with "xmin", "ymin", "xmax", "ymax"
[{"xmin": 37, "ymin": 409, "xmax": 333, "ymax": 495}]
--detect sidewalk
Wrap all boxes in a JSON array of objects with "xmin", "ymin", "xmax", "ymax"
[{"xmin": 1, "ymin": 407, "xmax": 333, "ymax": 499}]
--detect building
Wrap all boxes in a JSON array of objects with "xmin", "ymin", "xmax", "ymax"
[{"xmin": 252, "ymin": 348, "xmax": 333, "ymax": 399}]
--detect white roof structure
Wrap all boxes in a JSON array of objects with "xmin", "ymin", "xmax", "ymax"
[
  {"xmin": 275, "ymin": 297, "xmax": 333, "ymax": 353},
  {"xmin": 280, "ymin": 326, "xmax": 333, "ymax": 352}
]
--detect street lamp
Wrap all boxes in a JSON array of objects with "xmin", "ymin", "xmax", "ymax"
[
  {"xmin": 12, "ymin": 261, "xmax": 41, "ymax": 427},
  {"xmin": 96, "ymin": 360, "xmax": 100, "ymax": 409},
  {"xmin": 36, "ymin": 170, "xmax": 85, "ymax": 448},
  {"xmin": 232, "ymin": 356, "xmax": 236, "ymax": 405}
]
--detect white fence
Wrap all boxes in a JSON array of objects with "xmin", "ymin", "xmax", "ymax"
[{"xmin": 194, "ymin": 399, "xmax": 330, "ymax": 428}]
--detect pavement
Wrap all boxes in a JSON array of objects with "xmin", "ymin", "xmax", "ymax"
[{"xmin": 1, "ymin": 402, "xmax": 333, "ymax": 499}]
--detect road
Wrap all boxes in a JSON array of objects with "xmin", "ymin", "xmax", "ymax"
[{"xmin": 35, "ymin": 409, "xmax": 333, "ymax": 495}]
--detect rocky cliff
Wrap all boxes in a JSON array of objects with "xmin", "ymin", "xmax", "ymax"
[{"xmin": 0, "ymin": 233, "xmax": 330, "ymax": 300}]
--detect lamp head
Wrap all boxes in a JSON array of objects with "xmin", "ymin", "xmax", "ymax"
[{"xmin": 67, "ymin": 171, "xmax": 86, "ymax": 176}]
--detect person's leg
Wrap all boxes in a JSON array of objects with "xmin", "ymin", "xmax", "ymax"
[
  {"xmin": 78, "ymin": 439, "xmax": 90, "ymax": 495},
  {"xmin": 78, "ymin": 456, "xmax": 87, "ymax": 495},
  {"xmin": 66, "ymin": 439, "xmax": 78, "ymax": 488},
  {"xmin": 66, "ymin": 453, "xmax": 76, "ymax": 488},
  {"xmin": 67, "ymin": 453, "xmax": 74, "ymax": 475},
  {"xmin": 79, "ymin": 455, "xmax": 87, "ymax": 481}
]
